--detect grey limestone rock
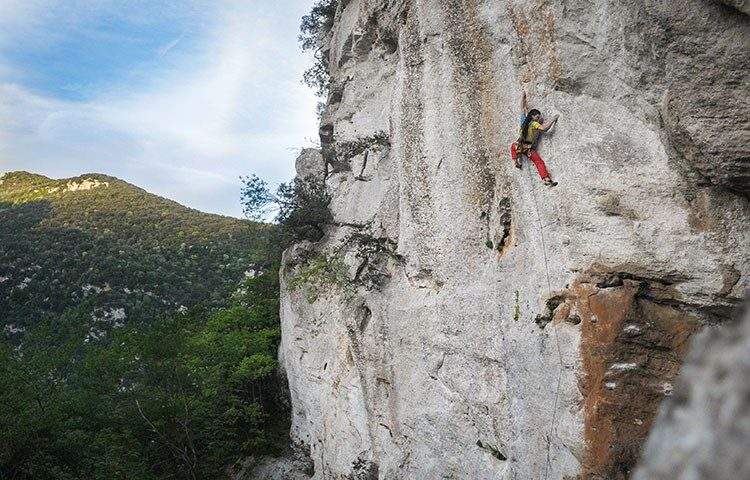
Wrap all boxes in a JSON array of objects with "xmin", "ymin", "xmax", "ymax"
[
  {"xmin": 276, "ymin": 0, "xmax": 750, "ymax": 478},
  {"xmin": 296, "ymin": 148, "xmax": 326, "ymax": 180}
]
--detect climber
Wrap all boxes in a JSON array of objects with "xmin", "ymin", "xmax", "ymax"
[{"xmin": 509, "ymin": 90, "xmax": 559, "ymax": 186}]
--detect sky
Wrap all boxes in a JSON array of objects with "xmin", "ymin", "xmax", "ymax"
[{"xmin": 0, "ymin": 0, "xmax": 321, "ymax": 217}]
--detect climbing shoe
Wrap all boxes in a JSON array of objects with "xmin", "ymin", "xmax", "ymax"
[
  {"xmin": 544, "ymin": 179, "xmax": 558, "ymax": 187},
  {"xmin": 514, "ymin": 159, "xmax": 522, "ymax": 169}
]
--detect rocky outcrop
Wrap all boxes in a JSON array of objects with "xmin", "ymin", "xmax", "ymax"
[
  {"xmin": 632, "ymin": 303, "xmax": 750, "ymax": 480},
  {"xmin": 296, "ymin": 148, "xmax": 327, "ymax": 180},
  {"xmin": 278, "ymin": 1, "xmax": 749, "ymax": 478},
  {"xmin": 235, "ymin": 441, "xmax": 315, "ymax": 480}
]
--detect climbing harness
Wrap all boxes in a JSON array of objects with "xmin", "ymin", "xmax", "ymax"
[
  {"xmin": 525, "ymin": 147, "xmax": 565, "ymax": 480},
  {"xmin": 514, "ymin": 139, "xmax": 534, "ymax": 156}
]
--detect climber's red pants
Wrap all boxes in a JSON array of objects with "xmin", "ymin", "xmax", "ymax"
[{"xmin": 510, "ymin": 143, "xmax": 550, "ymax": 180}]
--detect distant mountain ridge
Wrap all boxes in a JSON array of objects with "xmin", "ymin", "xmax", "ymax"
[{"xmin": 0, "ymin": 171, "xmax": 269, "ymax": 331}]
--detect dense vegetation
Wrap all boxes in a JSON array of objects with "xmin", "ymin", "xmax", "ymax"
[
  {"xmin": 0, "ymin": 270, "xmax": 285, "ymax": 480},
  {"xmin": 0, "ymin": 0, "xmax": 345, "ymax": 473},
  {"xmin": 0, "ymin": 172, "xmax": 288, "ymax": 479},
  {"xmin": 0, "ymin": 172, "xmax": 268, "ymax": 331}
]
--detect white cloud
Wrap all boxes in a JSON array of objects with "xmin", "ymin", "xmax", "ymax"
[
  {"xmin": 0, "ymin": 1, "xmax": 49, "ymax": 35},
  {"xmin": 0, "ymin": 0, "xmax": 320, "ymax": 217}
]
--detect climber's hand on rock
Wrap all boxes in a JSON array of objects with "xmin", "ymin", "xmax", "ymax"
[{"xmin": 539, "ymin": 114, "xmax": 559, "ymax": 132}]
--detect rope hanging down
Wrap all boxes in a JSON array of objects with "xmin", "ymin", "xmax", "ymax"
[{"xmin": 524, "ymin": 156, "xmax": 565, "ymax": 480}]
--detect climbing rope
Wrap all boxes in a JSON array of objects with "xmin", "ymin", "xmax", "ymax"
[{"xmin": 524, "ymin": 153, "xmax": 565, "ymax": 480}]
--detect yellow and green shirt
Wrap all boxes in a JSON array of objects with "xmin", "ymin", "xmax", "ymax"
[{"xmin": 518, "ymin": 116, "xmax": 542, "ymax": 144}]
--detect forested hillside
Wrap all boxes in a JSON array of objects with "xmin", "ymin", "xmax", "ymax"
[
  {"xmin": 0, "ymin": 171, "xmax": 289, "ymax": 479},
  {"xmin": 0, "ymin": 171, "xmax": 268, "ymax": 331}
]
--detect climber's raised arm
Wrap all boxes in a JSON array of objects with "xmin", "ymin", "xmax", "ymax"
[
  {"xmin": 521, "ymin": 90, "xmax": 529, "ymax": 116},
  {"xmin": 538, "ymin": 114, "xmax": 559, "ymax": 132}
]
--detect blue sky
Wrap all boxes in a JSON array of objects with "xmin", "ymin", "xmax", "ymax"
[{"xmin": 0, "ymin": 0, "xmax": 320, "ymax": 217}]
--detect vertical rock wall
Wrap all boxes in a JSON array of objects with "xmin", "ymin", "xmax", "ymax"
[{"xmin": 278, "ymin": 1, "xmax": 749, "ymax": 478}]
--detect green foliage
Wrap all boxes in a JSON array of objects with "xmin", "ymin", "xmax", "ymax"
[
  {"xmin": 275, "ymin": 178, "xmax": 332, "ymax": 242},
  {"xmin": 299, "ymin": 0, "xmax": 338, "ymax": 96},
  {"xmin": 302, "ymin": 60, "xmax": 331, "ymax": 98},
  {"xmin": 343, "ymin": 230, "xmax": 399, "ymax": 260},
  {"xmin": 299, "ymin": 0, "xmax": 338, "ymax": 51},
  {"xmin": 333, "ymin": 131, "xmax": 390, "ymax": 163},
  {"xmin": 0, "ymin": 269, "xmax": 286, "ymax": 480},
  {"xmin": 0, "ymin": 171, "xmax": 287, "ymax": 479},
  {"xmin": 240, "ymin": 175, "xmax": 277, "ymax": 221},
  {"xmin": 241, "ymin": 175, "xmax": 332, "ymax": 245},
  {"xmin": 287, "ymin": 229, "xmax": 401, "ymax": 302},
  {"xmin": 0, "ymin": 171, "xmax": 271, "ymax": 331},
  {"xmin": 344, "ymin": 231, "xmax": 401, "ymax": 290},
  {"xmin": 288, "ymin": 254, "xmax": 352, "ymax": 302}
]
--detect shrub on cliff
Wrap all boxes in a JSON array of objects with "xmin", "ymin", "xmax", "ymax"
[
  {"xmin": 299, "ymin": 0, "xmax": 338, "ymax": 51},
  {"xmin": 333, "ymin": 131, "xmax": 391, "ymax": 163},
  {"xmin": 299, "ymin": 0, "xmax": 338, "ymax": 96},
  {"xmin": 241, "ymin": 175, "xmax": 332, "ymax": 244},
  {"xmin": 288, "ymin": 253, "xmax": 352, "ymax": 302}
]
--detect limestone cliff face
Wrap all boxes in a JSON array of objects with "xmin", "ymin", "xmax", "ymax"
[{"xmin": 278, "ymin": 1, "xmax": 749, "ymax": 479}]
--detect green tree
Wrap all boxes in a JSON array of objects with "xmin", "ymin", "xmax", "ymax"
[
  {"xmin": 241, "ymin": 175, "xmax": 332, "ymax": 244},
  {"xmin": 0, "ymin": 269, "xmax": 286, "ymax": 480},
  {"xmin": 299, "ymin": 0, "xmax": 338, "ymax": 96}
]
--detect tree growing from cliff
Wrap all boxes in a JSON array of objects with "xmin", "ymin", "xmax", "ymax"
[
  {"xmin": 299, "ymin": 0, "xmax": 338, "ymax": 96},
  {"xmin": 241, "ymin": 175, "xmax": 332, "ymax": 244},
  {"xmin": 299, "ymin": 0, "xmax": 337, "ymax": 51}
]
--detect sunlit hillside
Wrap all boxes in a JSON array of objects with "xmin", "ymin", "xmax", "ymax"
[{"xmin": 0, "ymin": 171, "xmax": 270, "ymax": 331}]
